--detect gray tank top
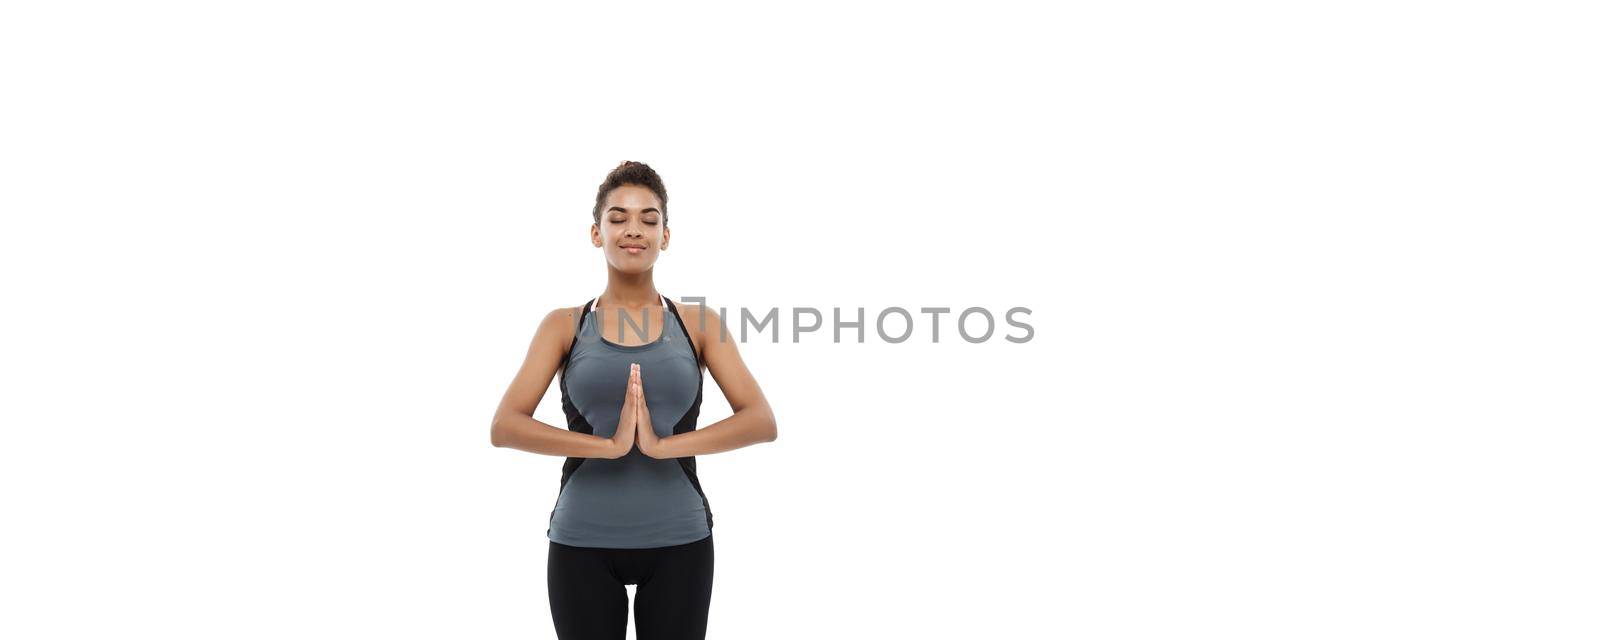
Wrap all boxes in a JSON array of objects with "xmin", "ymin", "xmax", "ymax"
[{"xmin": 546, "ymin": 295, "xmax": 714, "ymax": 548}]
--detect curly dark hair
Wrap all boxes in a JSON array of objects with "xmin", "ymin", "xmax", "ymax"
[{"xmin": 592, "ymin": 160, "xmax": 669, "ymax": 226}]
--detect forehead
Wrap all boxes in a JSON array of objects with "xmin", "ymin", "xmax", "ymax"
[{"xmin": 604, "ymin": 184, "xmax": 662, "ymax": 211}]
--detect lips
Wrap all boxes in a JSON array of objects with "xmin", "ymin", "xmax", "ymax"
[{"xmin": 620, "ymin": 244, "xmax": 647, "ymax": 254}]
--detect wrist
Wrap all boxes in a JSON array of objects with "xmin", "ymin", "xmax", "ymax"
[{"xmin": 642, "ymin": 434, "xmax": 665, "ymax": 458}]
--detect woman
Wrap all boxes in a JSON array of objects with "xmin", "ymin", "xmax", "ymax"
[{"xmin": 490, "ymin": 161, "xmax": 779, "ymax": 640}]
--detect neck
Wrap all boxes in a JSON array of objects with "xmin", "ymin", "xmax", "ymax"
[{"xmin": 600, "ymin": 268, "xmax": 661, "ymax": 308}]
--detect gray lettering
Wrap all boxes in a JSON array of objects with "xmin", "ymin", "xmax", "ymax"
[
  {"xmin": 920, "ymin": 307, "xmax": 951, "ymax": 343},
  {"xmin": 742, "ymin": 306, "xmax": 779, "ymax": 343},
  {"xmin": 958, "ymin": 307, "xmax": 995, "ymax": 343},
  {"xmin": 1005, "ymin": 307, "xmax": 1034, "ymax": 343},
  {"xmin": 792, "ymin": 307, "xmax": 822, "ymax": 342},
  {"xmin": 877, "ymin": 307, "xmax": 913, "ymax": 343},
  {"xmin": 834, "ymin": 306, "xmax": 865, "ymax": 343}
]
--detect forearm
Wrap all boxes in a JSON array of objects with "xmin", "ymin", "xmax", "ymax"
[
  {"xmin": 491, "ymin": 411, "xmax": 620, "ymax": 458},
  {"xmin": 651, "ymin": 405, "xmax": 777, "ymax": 458}
]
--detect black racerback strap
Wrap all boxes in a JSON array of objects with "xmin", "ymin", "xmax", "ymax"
[
  {"xmin": 663, "ymin": 296, "xmax": 703, "ymax": 372},
  {"xmin": 558, "ymin": 298, "xmax": 597, "ymax": 377}
]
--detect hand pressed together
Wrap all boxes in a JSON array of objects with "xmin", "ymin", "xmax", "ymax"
[
  {"xmin": 608, "ymin": 363, "xmax": 640, "ymax": 458},
  {"xmin": 633, "ymin": 364, "xmax": 663, "ymax": 458},
  {"xmin": 609, "ymin": 363, "xmax": 665, "ymax": 459}
]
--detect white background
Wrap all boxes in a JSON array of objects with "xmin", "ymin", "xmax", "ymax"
[{"xmin": 3, "ymin": 2, "xmax": 1597, "ymax": 638}]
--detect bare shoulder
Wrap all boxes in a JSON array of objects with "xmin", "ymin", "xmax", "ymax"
[{"xmin": 538, "ymin": 304, "xmax": 585, "ymax": 346}]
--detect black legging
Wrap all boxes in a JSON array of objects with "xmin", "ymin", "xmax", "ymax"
[{"xmin": 547, "ymin": 533, "xmax": 714, "ymax": 640}]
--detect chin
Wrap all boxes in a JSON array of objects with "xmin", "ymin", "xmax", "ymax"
[{"xmin": 608, "ymin": 257, "xmax": 657, "ymax": 272}]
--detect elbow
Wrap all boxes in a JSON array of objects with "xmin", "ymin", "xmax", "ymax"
[
  {"xmin": 762, "ymin": 408, "xmax": 779, "ymax": 443},
  {"xmin": 489, "ymin": 415, "xmax": 508, "ymax": 448}
]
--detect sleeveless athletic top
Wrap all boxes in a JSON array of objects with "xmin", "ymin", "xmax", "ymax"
[{"xmin": 545, "ymin": 295, "xmax": 714, "ymax": 549}]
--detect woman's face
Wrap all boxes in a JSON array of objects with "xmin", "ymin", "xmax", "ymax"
[{"xmin": 592, "ymin": 184, "xmax": 669, "ymax": 273}]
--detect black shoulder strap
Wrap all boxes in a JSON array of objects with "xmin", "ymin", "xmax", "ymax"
[
  {"xmin": 558, "ymin": 298, "xmax": 596, "ymax": 375},
  {"xmin": 663, "ymin": 296, "xmax": 702, "ymax": 370},
  {"xmin": 575, "ymin": 298, "xmax": 595, "ymax": 333}
]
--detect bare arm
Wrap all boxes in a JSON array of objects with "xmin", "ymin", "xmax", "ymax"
[
  {"xmin": 637, "ymin": 302, "xmax": 778, "ymax": 458},
  {"xmin": 490, "ymin": 307, "xmax": 633, "ymax": 459}
]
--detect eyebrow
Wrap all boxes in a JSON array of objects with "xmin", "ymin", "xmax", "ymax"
[{"xmin": 606, "ymin": 207, "xmax": 661, "ymax": 215}]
